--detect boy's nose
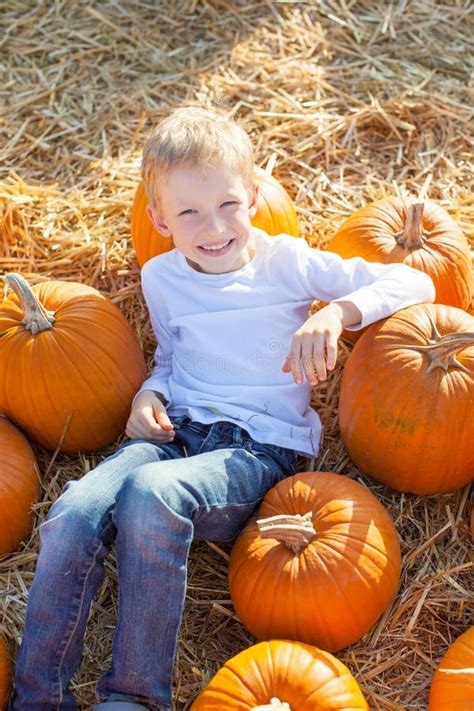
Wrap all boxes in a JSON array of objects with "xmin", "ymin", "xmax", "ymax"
[{"xmin": 203, "ymin": 211, "xmax": 226, "ymax": 235}]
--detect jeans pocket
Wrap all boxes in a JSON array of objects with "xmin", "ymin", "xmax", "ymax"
[{"xmin": 170, "ymin": 415, "xmax": 210, "ymax": 437}]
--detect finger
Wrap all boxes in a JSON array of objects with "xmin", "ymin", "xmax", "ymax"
[
  {"xmin": 312, "ymin": 335, "xmax": 327, "ymax": 381},
  {"xmin": 151, "ymin": 399, "xmax": 174, "ymax": 430},
  {"xmin": 288, "ymin": 342, "xmax": 303, "ymax": 383},
  {"xmin": 301, "ymin": 339, "xmax": 318, "ymax": 385},
  {"xmin": 281, "ymin": 358, "xmax": 290, "ymax": 372},
  {"xmin": 153, "ymin": 407, "xmax": 174, "ymax": 431},
  {"xmin": 326, "ymin": 334, "xmax": 338, "ymax": 371},
  {"xmin": 141, "ymin": 407, "xmax": 168, "ymax": 433},
  {"xmin": 127, "ymin": 422, "xmax": 175, "ymax": 442}
]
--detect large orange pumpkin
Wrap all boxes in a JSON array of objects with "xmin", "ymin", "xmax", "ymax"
[
  {"xmin": 326, "ymin": 197, "xmax": 472, "ymax": 311},
  {"xmin": 339, "ymin": 303, "xmax": 474, "ymax": 495},
  {"xmin": 228, "ymin": 472, "xmax": 400, "ymax": 653},
  {"xmin": 0, "ymin": 637, "xmax": 11, "ymax": 711},
  {"xmin": 0, "ymin": 417, "xmax": 40, "ymax": 557},
  {"xmin": 131, "ymin": 166, "xmax": 299, "ymax": 267},
  {"xmin": 191, "ymin": 639, "xmax": 368, "ymax": 710},
  {"xmin": 428, "ymin": 627, "xmax": 474, "ymax": 710},
  {"xmin": 0, "ymin": 274, "xmax": 147, "ymax": 452}
]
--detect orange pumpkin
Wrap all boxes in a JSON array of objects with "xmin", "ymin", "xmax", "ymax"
[
  {"xmin": 0, "ymin": 274, "xmax": 147, "ymax": 452},
  {"xmin": 228, "ymin": 472, "xmax": 400, "ymax": 653},
  {"xmin": 0, "ymin": 637, "xmax": 11, "ymax": 711},
  {"xmin": 251, "ymin": 167, "xmax": 299, "ymax": 238},
  {"xmin": 0, "ymin": 417, "xmax": 40, "ymax": 557},
  {"xmin": 131, "ymin": 166, "xmax": 299, "ymax": 267},
  {"xmin": 326, "ymin": 197, "xmax": 472, "ymax": 310},
  {"xmin": 428, "ymin": 627, "xmax": 474, "ymax": 710},
  {"xmin": 339, "ymin": 303, "xmax": 474, "ymax": 494},
  {"xmin": 191, "ymin": 639, "xmax": 368, "ymax": 710}
]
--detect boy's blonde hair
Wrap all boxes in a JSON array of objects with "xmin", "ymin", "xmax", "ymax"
[{"xmin": 141, "ymin": 106, "xmax": 254, "ymax": 207}]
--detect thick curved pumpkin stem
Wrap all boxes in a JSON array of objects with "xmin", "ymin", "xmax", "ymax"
[
  {"xmin": 3, "ymin": 273, "xmax": 56, "ymax": 335},
  {"xmin": 393, "ymin": 314, "xmax": 474, "ymax": 373},
  {"xmin": 257, "ymin": 511, "xmax": 315, "ymax": 554},
  {"xmin": 395, "ymin": 203, "xmax": 426, "ymax": 249},
  {"xmin": 252, "ymin": 698, "xmax": 292, "ymax": 710}
]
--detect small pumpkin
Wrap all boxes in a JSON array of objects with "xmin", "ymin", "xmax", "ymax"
[
  {"xmin": 428, "ymin": 627, "xmax": 474, "ymax": 710},
  {"xmin": 0, "ymin": 637, "xmax": 12, "ymax": 711},
  {"xmin": 339, "ymin": 303, "xmax": 474, "ymax": 494},
  {"xmin": 191, "ymin": 639, "xmax": 368, "ymax": 710},
  {"xmin": 228, "ymin": 472, "xmax": 400, "ymax": 653},
  {"xmin": 326, "ymin": 197, "xmax": 472, "ymax": 343},
  {"xmin": 326, "ymin": 197, "xmax": 472, "ymax": 310},
  {"xmin": 0, "ymin": 417, "xmax": 40, "ymax": 557},
  {"xmin": 131, "ymin": 166, "xmax": 299, "ymax": 267},
  {"xmin": 0, "ymin": 274, "xmax": 147, "ymax": 452}
]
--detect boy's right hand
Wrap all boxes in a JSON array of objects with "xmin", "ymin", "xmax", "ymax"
[{"xmin": 125, "ymin": 390, "xmax": 175, "ymax": 443}]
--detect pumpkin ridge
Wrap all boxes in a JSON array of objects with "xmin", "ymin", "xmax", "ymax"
[
  {"xmin": 0, "ymin": 419, "xmax": 39, "ymax": 556},
  {"xmin": 55, "ymin": 322, "xmax": 143, "ymax": 420},
  {"xmin": 250, "ymin": 651, "xmax": 278, "ymax": 704},
  {"xmin": 256, "ymin": 550, "xmax": 296, "ymax": 639},
  {"xmin": 327, "ymin": 531, "xmax": 400, "ymax": 575},
  {"xmin": 297, "ymin": 549, "xmax": 335, "ymax": 651},
  {"xmin": 352, "ymin": 202, "xmax": 401, "ymax": 231},
  {"xmin": 216, "ymin": 663, "xmax": 260, "ymax": 704},
  {"xmin": 434, "ymin": 374, "xmax": 473, "ymax": 491},
  {"xmin": 0, "ymin": 493, "xmax": 32, "ymax": 550},
  {"xmin": 230, "ymin": 539, "xmax": 288, "ymax": 631},
  {"xmin": 58, "ymin": 312, "xmax": 145, "ymax": 387},
  {"xmin": 9, "ymin": 335, "xmax": 61, "ymax": 438},
  {"xmin": 260, "ymin": 191, "xmax": 276, "ymax": 235},
  {"xmin": 287, "ymin": 542, "xmax": 306, "ymax": 642},
  {"xmin": 300, "ymin": 673, "xmax": 353, "ymax": 708},
  {"xmin": 292, "ymin": 655, "xmax": 335, "ymax": 703},
  {"xmin": 305, "ymin": 538, "xmax": 364, "ymax": 646},
  {"xmin": 263, "ymin": 641, "xmax": 277, "ymax": 704},
  {"xmin": 315, "ymin": 534, "xmax": 392, "ymax": 641},
  {"xmin": 41, "ymin": 332, "xmax": 108, "ymax": 443},
  {"xmin": 24, "ymin": 328, "xmax": 107, "ymax": 449},
  {"xmin": 0, "ymin": 509, "xmax": 15, "ymax": 552},
  {"xmin": 53, "ymin": 327, "xmax": 135, "ymax": 426},
  {"xmin": 38, "ymin": 334, "xmax": 78, "ymax": 435},
  {"xmin": 313, "ymin": 533, "xmax": 388, "ymax": 590}
]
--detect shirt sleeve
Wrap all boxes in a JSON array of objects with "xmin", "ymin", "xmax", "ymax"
[
  {"xmin": 293, "ymin": 240, "xmax": 436, "ymax": 330},
  {"xmin": 135, "ymin": 262, "xmax": 174, "ymax": 405}
]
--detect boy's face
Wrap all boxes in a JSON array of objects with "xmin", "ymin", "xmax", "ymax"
[{"xmin": 147, "ymin": 163, "xmax": 258, "ymax": 274}]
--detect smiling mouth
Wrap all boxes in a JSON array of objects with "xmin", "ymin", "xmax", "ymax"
[{"xmin": 198, "ymin": 238, "xmax": 234, "ymax": 254}]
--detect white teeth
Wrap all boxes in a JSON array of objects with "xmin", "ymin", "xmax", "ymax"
[{"xmin": 200, "ymin": 240, "xmax": 231, "ymax": 252}]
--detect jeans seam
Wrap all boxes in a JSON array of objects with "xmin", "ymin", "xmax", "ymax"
[{"xmin": 53, "ymin": 527, "xmax": 111, "ymax": 709}]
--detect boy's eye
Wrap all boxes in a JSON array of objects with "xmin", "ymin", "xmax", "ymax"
[
  {"xmin": 221, "ymin": 201, "xmax": 239, "ymax": 207},
  {"xmin": 178, "ymin": 209, "xmax": 196, "ymax": 216}
]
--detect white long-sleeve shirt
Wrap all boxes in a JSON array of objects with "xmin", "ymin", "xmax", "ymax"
[{"xmin": 139, "ymin": 229, "xmax": 435, "ymax": 456}]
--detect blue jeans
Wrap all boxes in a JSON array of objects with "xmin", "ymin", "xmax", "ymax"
[{"xmin": 9, "ymin": 416, "xmax": 296, "ymax": 711}]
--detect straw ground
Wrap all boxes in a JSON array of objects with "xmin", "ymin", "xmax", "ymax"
[{"xmin": 1, "ymin": 2, "xmax": 472, "ymax": 709}]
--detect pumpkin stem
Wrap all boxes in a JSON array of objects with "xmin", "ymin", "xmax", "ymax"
[
  {"xmin": 3, "ymin": 273, "xmax": 56, "ymax": 335},
  {"xmin": 392, "ymin": 314, "xmax": 474, "ymax": 373},
  {"xmin": 252, "ymin": 698, "xmax": 292, "ymax": 710},
  {"xmin": 257, "ymin": 512, "xmax": 315, "ymax": 554},
  {"xmin": 394, "ymin": 203, "xmax": 426, "ymax": 249}
]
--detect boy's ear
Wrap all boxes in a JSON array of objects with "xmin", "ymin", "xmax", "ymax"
[
  {"xmin": 248, "ymin": 183, "xmax": 259, "ymax": 218},
  {"xmin": 147, "ymin": 205, "xmax": 172, "ymax": 237}
]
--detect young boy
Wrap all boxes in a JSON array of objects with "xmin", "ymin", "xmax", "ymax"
[{"xmin": 9, "ymin": 107, "xmax": 435, "ymax": 711}]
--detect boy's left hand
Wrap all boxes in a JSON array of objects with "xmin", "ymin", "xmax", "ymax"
[{"xmin": 281, "ymin": 302, "xmax": 361, "ymax": 384}]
